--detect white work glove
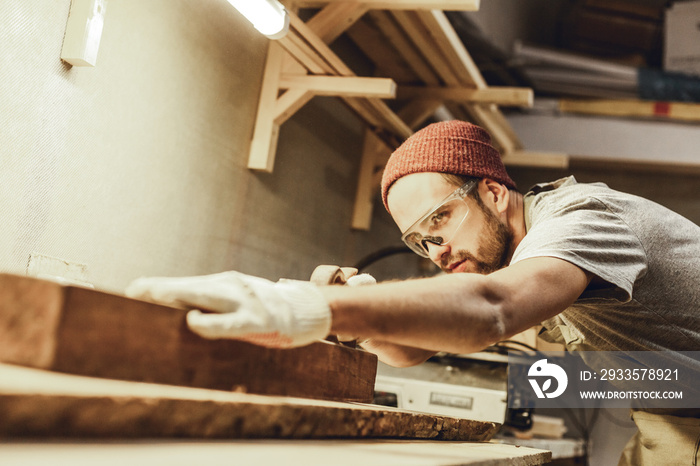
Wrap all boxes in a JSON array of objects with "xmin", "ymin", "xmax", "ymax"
[
  {"xmin": 125, "ymin": 271, "xmax": 331, "ymax": 348},
  {"xmin": 345, "ymin": 273, "xmax": 376, "ymax": 287}
]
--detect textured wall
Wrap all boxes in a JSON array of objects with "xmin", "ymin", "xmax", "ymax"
[{"xmin": 0, "ymin": 0, "xmax": 419, "ymax": 293}]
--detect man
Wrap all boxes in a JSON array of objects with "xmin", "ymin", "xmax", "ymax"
[{"xmin": 128, "ymin": 120, "xmax": 700, "ymax": 464}]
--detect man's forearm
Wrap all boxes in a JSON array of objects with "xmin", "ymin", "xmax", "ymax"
[
  {"xmin": 359, "ymin": 339, "xmax": 437, "ymax": 367},
  {"xmin": 321, "ymin": 273, "xmax": 505, "ymax": 356},
  {"xmin": 320, "ymin": 257, "xmax": 591, "ymax": 358}
]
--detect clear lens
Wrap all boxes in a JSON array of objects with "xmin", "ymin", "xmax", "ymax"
[
  {"xmin": 402, "ymin": 198, "xmax": 470, "ymax": 257},
  {"xmin": 400, "ymin": 179, "xmax": 478, "ymax": 258}
]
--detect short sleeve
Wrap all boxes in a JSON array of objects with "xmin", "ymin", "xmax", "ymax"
[{"xmin": 512, "ymin": 195, "xmax": 648, "ymax": 302}]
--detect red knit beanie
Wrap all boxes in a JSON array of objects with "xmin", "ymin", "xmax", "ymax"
[{"xmin": 381, "ymin": 120, "xmax": 516, "ymax": 212}]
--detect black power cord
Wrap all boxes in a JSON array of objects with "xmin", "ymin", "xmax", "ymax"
[{"xmin": 352, "ymin": 245, "xmax": 413, "ymax": 272}]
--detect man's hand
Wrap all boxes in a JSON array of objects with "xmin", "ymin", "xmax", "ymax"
[{"xmin": 125, "ymin": 271, "xmax": 331, "ymax": 348}]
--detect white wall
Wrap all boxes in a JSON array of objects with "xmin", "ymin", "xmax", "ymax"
[{"xmin": 0, "ymin": 0, "xmax": 419, "ymax": 293}]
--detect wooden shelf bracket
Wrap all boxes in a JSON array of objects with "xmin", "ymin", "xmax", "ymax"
[{"xmin": 244, "ymin": 1, "xmax": 557, "ymax": 231}]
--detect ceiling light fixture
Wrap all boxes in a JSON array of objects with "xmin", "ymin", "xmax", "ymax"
[{"xmin": 227, "ymin": 0, "xmax": 289, "ymax": 40}]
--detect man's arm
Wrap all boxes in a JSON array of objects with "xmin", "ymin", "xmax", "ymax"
[
  {"xmin": 359, "ymin": 340, "xmax": 437, "ymax": 367},
  {"xmin": 322, "ymin": 256, "xmax": 592, "ymax": 364}
]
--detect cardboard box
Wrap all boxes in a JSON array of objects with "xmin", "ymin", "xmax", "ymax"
[{"xmin": 665, "ymin": 1, "xmax": 700, "ymax": 76}]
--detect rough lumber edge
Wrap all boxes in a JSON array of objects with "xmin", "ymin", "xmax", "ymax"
[
  {"xmin": 0, "ymin": 275, "xmax": 64, "ymax": 368},
  {"xmin": 0, "ymin": 363, "xmax": 501, "ymax": 441},
  {"xmin": 0, "ymin": 274, "xmax": 377, "ymax": 403}
]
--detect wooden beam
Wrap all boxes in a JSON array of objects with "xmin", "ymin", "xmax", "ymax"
[
  {"xmin": 248, "ymin": 9, "xmax": 413, "ymax": 175},
  {"xmin": 0, "ymin": 274, "xmax": 378, "ymax": 403},
  {"xmin": 248, "ymin": 42, "xmax": 285, "ymax": 172},
  {"xmin": 283, "ymin": 11, "xmax": 412, "ymax": 139},
  {"xmin": 345, "ymin": 17, "xmax": 421, "ymax": 83},
  {"xmin": 392, "ymin": 10, "xmax": 460, "ymax": 86},
  {"xmin": 306, "ymin": 2, "xmax": 369, "ymax": 43},
  {"xmin": 415, "ymin": 10, "xmax": 485, "ymax": 87},
  {"xmin": 288, "ymin": 12, "xmax": 354, "ymax": 76},
  {"xmin": 402, "ymin": 10, "xmax": 524, "ymax": 154},
  {"xmin": 279, "ymin": 75, "xmax": 397, "ymax": 98},
  {"xmin": 297, "ymin": 0, "xmax": 480, "ymax": 10},
  {"xmin": 279, "ymin": 33, "xmax": 331, "ymax": 75},
  {"xmin": 350, "ymin": 100, "xmax": 441, "ymax": 231},
  {"xmin": 398, "ymin": 85, "xmax": 534, "ymax": 107},
  {"xmin": 464, "ymin": 104, "xmax": 521, "ymax": 154},
  {"xmin": 559, "ymin": 98, "xmax": 700, "ymax": 122},
  {"xmin": 569, "ymin": 155, "xmax": 700, "ymax": 176},
  {"xmin": 502, "ymin": 150, "xmax": 570, "ymax": 169},
  {"xmin": 397, "ymin": 99, "xmax": 444, "ymax": 128},
  {"xmin": 274, "ymin": 88, "xmax": 315, "ymax": 125},
  {"xmin": 367, "ymin": 11, "xmax": 440, "ymax": 85},
  {"xmin": 352, "ymin": 130, "xmax": 388, "ymax": 230}
]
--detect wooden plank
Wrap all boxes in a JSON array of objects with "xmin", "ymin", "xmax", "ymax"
[
  {"xmin": 0, "ymin": 363, "xmax": 502, "ymax": 441},
  {"xmin": 513, "ymin": 41, "xmax": 637, "ymax": 79},
  {"xmin": 559, "ymin": 98, "xmax": 700, "ymax": 122},
  {"xmin": 501, "ymin": 150, "xmax": 570, "ymax": 169},
  {"xmin": 274, "ymin": 88, "xmax": 315, "ymax": 124},
  {"xmin": 283, "ymin": 11, "xmax": 413, "ymax": 139},
  {"xmin": 352, "ymin": 130, "xmax": 388, "ymax": 230},
  {"xmin": 289, "ymin": 12, "xmax": 353, "ymax": 76},
  {"xmin": 367, "ymin": 11, "xmax": 440, "ymax": 85},
  {"xmin": 306, "ymin": 2, "xmax": 369, "ymax": 43},
  {"xmin": 0, "ymin": 439, "xmax": 553, "ymax": 466},
  {"xmin": 476, "ymin": 104, "xmax": 524, "ymax": 151},
  {"xmin": 248, "ymin": 42, "xmax": 285, "ymax": 172},
  {"xmin": 399, "ymin": 99, "xmax": 445, "ymax": 128},
  {"xmin": 398, "ymin": 85, "xmax": 533, "ymax": 107},
  {"xmin": 0, "ymin": 274, "xmax": 377, "ymax": 403},
  {"xmin": 279, "ymin": 33, "xmax": 331, "ymax": 75},
  {"xmin": 279, "ymin": 75, "xmax": 397, "ymax": 98},
  {"xmin": 392, "ymin": 10, "xmax": 460, "ymax": 86},
  {"xmin": 346, "ymin": 17, "xmax": 421, "ymax": 83},
  {"xmin": 415, "ymin": 10, "xmax": 484, "ymax": 87},
  {"xmin": 463, "ymin": 104, "xmax": 520, "ymax": 154},
  {"xmin": 350, "ymin": 100, "xmax": 440, "ymax": 231},
  {"xmin": 569, "ymin": 155, "xmax": 700, "ymax": 176},
  {"xmin": 297, "ymin": 0, "xmax": 481, "ymax": 10},
  {"xmin": 404, "ymin": 10, "xmax": 524, "ymax": 154}
]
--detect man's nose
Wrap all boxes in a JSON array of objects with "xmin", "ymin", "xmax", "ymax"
[{"xmin": 426, "ymin": 242, "xmax": 450, "ymax": 263}]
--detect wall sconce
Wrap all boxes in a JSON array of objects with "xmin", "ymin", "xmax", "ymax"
[{"xmin": 227, "ymin": 0, "xmax": 290, "ymax": 40}]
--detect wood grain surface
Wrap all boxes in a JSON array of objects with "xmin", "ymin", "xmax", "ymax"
[
  {"xmin": 0, "ymin": 274, "xmax": 377, "ymax": 402},
  {"xmin": 0, "ymin": 363, "xmax": 501, "ymax": 441}
]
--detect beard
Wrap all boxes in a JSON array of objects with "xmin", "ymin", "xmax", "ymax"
[{"xmin": 440, "ymin": 195, "xmax": 514, "ymax": 275}]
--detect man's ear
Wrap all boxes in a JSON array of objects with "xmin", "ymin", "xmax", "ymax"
[{"xmin": 479, "ymin": 178, "xmax": 510, "ymax": 214}]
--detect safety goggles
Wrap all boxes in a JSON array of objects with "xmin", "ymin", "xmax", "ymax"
[{"xmin": 400, "ymin": 179, "xmax": 478, "ymax": 258}]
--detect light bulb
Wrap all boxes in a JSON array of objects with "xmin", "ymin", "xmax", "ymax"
[{"xmin": 227, "ymin": 0, "xmax": 290, "ymax": 40}]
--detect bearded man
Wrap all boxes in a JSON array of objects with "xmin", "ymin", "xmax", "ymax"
[{"xmin": 128, "ymin": 121, "xmax": 700, "ymax": 465}]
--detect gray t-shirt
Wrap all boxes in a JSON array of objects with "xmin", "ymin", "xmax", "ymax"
[{"xmin": 511, "ymin": 176, "xmax": 700, "ymax": 352}]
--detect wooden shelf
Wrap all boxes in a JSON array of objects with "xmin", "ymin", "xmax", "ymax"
[
  {"xmin": 246, "ymin": 1, "xmax": 556, "ymax": 230},
  {"xmin": 559, "ymin": 97, "xmax": 700, "ymax": 122}
]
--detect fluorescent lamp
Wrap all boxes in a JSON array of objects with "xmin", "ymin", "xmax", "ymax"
[{"xmin": 227, "ymin": 0, "xmax": 290, "ymax": 40}]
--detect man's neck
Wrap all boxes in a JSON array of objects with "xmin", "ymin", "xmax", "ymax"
[{"xmin": 506, "ymin": 190, "xmax": 527, "ymax": 257}]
